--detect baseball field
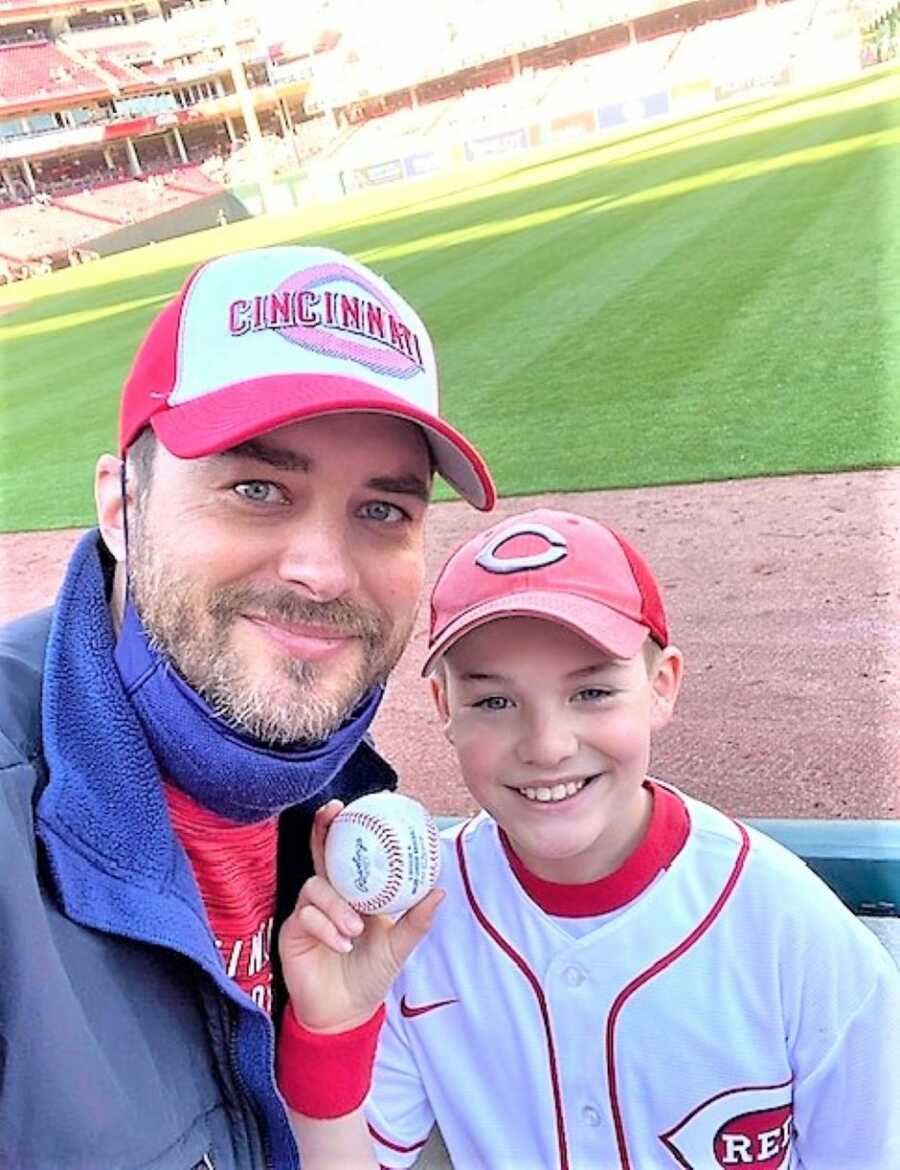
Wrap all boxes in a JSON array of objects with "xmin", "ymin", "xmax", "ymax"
[{"xmin": 1, "ymin": 68, "xmax": 898, "ymax": 821}]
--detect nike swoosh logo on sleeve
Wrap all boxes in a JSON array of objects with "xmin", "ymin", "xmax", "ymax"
[{"xmin": 399, "ymin": 995, "xmax": 459, "ymax": 1018}]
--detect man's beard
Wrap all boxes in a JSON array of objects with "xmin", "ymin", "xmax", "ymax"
[{"xmin": 126, "ymin": 524, "xmax": 414, "ymax": 747}]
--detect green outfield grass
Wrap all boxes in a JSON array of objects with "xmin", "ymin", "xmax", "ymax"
[{"xmin": 2, "ymin": 68, "xmax": 899, "ymax": 532}]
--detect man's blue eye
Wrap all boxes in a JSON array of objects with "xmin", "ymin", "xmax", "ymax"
[
  {"xmin": 361, "ymin": 501, "xmax": 406, "ymax": 523},
  {"xmin": 234, "ymin": 481, "xmax": 280, "ymax": 503}
]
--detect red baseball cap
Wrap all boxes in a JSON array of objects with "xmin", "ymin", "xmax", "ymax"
[
  {"xmin": 119, "ymin": 245, "xmax": 495, "ymax": 511},
  {"xmin": 424, "ymin": 508, "xmax": 668, "ymax": 674}
]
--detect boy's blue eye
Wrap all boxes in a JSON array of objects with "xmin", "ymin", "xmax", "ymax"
[
  {"xmin": 574, "ymin": 687, "xmax": 613, "ymax": 703},
  {"xmin": 473, "ymin": 696, "xmax": 512, "ymax": 711}
]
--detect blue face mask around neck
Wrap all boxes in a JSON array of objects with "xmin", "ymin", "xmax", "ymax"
[{"xmin": 113, "ymin": 600, "xmax": 384, "ymax": 823}]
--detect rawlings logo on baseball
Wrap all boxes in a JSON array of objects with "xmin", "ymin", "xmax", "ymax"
[
  {"xmin": 324, "ymin": 792, "xmax": 441, "ymax": 916},
  {"xmin": 350, "ymin": 837, "xmax": 370, "ymax": 893}
]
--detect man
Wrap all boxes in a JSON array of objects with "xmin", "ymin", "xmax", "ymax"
[{"xmin": 0, "ymin": 245, "xmax": 494, "ymax": 1170}]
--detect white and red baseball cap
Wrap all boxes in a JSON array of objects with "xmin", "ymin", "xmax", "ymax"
[
  {"xmin": 119, "ymin": 245, "xmax": 495, "ymax": 510},
  {"xmin": 424, "ymin": 508, "xmax": 668, "ymax": 673}
]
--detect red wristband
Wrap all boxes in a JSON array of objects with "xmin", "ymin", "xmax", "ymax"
[{"xmin": 276, "ymin": 1002, "xmax": 386, "ymax": 1119}]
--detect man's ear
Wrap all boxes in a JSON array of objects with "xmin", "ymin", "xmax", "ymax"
[
  {"xmin": 429, "ymin": 673, "xmax": 453, "ymax": 742},
  {"xmin": 649, "ymin": 646, "xmax": 684, "ymax": 732},
  {"xmin": 94, "ymin": 453, "xmax": 130, "ymax": 564}
]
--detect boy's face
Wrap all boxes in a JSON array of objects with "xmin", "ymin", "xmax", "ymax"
[{"xmin": 433, "ymin": 616, "xmax": 682, "ymax": 884}]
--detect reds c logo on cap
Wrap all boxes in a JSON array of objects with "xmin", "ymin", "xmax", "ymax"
[
  {"xmin": 661, "ymin": 1083, "xmax": 794, "ymax": 1169},
  {"xmin": 475, "ymin": 522, "xmax": 569, "ymax": 575},
  {"xmin": 226, "ymin": 261, "xmax": 425, "ymax": 381}
]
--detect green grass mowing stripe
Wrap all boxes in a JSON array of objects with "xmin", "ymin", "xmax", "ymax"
[
  {"xmin": 686, "ymin": 142, "xmax": 894, "ymax": 475},
  {"xmin": 616, "ymin": 110, "xmax": 898, "ymax": 472},
  {"xmin": 2, "ymin": 72, "xmax": 899, "ymax": 530},
  {"xmin": 408, "ymin": 95, "xmax": 900, "ymax": 495}
]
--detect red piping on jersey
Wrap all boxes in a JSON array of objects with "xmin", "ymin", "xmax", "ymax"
[
  {"xmin": 368, "ymin": 1121, "xmax": 429, "ymax": 1154},
  {"xmin": 456, "ymin": 830, "xmax": 571, "ymax": 1170},
  {"xmin": 662, "ymin": 1138, "xmax": 700, "ymax": 1170},
  {"xmin": 606, "ymin": 821, "xmax": 752, "ymax": 1170},
  {"xmin": 658, "ymin": 1077, "xmax": 793, "ymax": 1170}
]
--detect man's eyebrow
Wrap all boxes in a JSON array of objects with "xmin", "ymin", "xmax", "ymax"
[
  {"xmin": 366, "ymin": 474, "xmax": 431, "ymax": 503},
  {"xmin": 213, "ymin": 442, "xmax": 430, "ymax": 500},
  {"xmin": 217, "ymin": 438, "xmax": 311, "ymax": 472}
]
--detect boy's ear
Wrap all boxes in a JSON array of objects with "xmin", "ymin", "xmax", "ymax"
[
  {"xmin": 429, "ymin": 673, "xmax": 454, "ymax": 742},
  {"xmin": 649, "ymin": 646, "xmax": 684, "ymax": 732},
  {"xmin": 95, "ymin": 454, "xmax": 129, "ymax": 564}
]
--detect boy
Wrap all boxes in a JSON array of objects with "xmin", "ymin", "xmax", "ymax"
[{"xmin": 278, "ymin": 508, "xmax": 900, "ymax": 1170}]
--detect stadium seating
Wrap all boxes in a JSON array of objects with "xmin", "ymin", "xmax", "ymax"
[
  {"xmin": 667, "ymin": 0, "xmax": 817, "ymax": 85},
  {"xmin": 86, "ymin": 42, "xmax": 156, "ymax": 88},
  {"xmin": 853, "ymin": 0, "xmax": 900, "ymax": 26},
  {"xmin": 0, "ymin": 199, "xmax": 98, "ymax": 263},
  {"xmin": 0, "ymin": 40, "xmax": 109, "ymax": 107},
  {"xmin": 0, "ymin": 0, "xmax": 870, "ymax": 270},
  {"xmin": 0, "ymin": 163, "xmax": 224, "ymax": 265},
  {"xmin": 54, "ymin": 165, "xmax": 218, "ymax": 221}
]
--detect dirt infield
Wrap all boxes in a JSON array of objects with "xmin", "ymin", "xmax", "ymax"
[{"xmin": 1, "ymin": 469, "xmax": 897, "ymax": 820}]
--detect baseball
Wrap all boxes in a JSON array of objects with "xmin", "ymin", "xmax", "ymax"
[{"xmin": 324, "ymin": 792, "xmax": 441, "ymax": 916}]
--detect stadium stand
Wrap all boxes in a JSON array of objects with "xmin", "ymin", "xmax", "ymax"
[
  {"xmin": 0, "ymin": 40, "xmax": 110, "ymax": 106},
  {"xmin": 857, "ymin": 0, "xmax": 900, "ymax": 61},
  {"xmin": 0, "ymin": 0, "xmax": 878, "ymax": 275}
]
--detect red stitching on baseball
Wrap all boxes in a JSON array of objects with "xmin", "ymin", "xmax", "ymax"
[
  {"xmin": 333, "ymin": 807, "xmax": 439, "ymax": 914},
  {"xmin": 426, "ymin": 818, "xmax": 441, "ymax": 882}
]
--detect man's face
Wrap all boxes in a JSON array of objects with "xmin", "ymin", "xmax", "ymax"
[{"xmin": 126, "ymin": 413, "xmax": 431, "ymax": 745}]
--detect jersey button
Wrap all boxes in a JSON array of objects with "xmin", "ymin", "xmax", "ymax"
[
  {"xmin": 581, "ymin": 1105, "xmax": 602, "ymax": 1127},
  {"xmin": 563, "ymin": 966, "xmax": 587, "ymax": 987}
]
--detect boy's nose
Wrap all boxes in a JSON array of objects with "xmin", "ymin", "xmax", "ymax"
[
  {"xmin": 516, "ymin": 712, "xmax": 578, "ymax": 770},
  {"xmin": 276, "ymin": 516, "xmax": 361, "ymax": 602}
]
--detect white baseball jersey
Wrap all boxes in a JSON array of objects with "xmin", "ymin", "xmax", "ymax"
[{"xmin": 364, "ymin": 785, "xmax": 900, "ymax": 1170}]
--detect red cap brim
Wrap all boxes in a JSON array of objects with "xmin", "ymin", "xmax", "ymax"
[
  {"xmin": 151, "ymin": 373, "xmax": 495, "ymax": 511},
  {"xmin": 422, "ymin": 590, "xmax": 650, "ymax": 676}
]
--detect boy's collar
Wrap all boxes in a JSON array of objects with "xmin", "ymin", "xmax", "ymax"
[{"xmin": 499, "ymin": 781, "xmax": 690, "ymax": 916}]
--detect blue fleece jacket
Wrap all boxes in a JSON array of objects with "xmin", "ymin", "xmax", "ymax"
[{"xmin": 9, "ymin": 530, "xmax": 397, "ymax": 1168}]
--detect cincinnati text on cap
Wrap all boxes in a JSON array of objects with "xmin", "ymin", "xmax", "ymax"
[{"xmin": 227, "ymin": 291, "xmax": 425, "ymax": 367}]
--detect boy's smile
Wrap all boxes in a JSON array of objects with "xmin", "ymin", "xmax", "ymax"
[
  {"xmin": 434, "ymin": 616, "xmax": 682, "ymax": 884},
  {"xmin": 515, "ymin": 775, "xmax": 594, "ymax": 804}
]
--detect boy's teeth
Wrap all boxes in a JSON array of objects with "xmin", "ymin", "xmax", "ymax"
[{"xmin": 519, "ymin": 778, "xmax": 587, "ymax": 803}]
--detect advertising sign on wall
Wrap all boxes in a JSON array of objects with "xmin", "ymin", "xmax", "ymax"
[
  {"xmin": 403, "ymin": 151, "xmax": 443, "ymax": 177},
  {"xmin": 597, "ymin": 90, "xmax": 670, "ymax": 129},
  {"xmin": 463, "ymin": 127, "xmax": 527, "ymax": 162}
]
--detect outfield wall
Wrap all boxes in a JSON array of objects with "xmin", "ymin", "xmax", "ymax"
[
  {"xmin": 335, "ymin": 70, "xmax": 792, "ymax": 195},
  {"xmin": 88, "ymin": 189, "xmax": 252, "ymax": 257},
  {"xmin": 86, "ymin": 171, "xmax": 349, "ymax": 257}
]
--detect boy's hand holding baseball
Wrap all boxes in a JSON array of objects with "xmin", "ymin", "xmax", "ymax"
[{"xmin": 279, "ymin": 800, "xmax": 444, "ymax": 1034}]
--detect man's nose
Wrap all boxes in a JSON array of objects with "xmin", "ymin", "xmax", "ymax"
[
  {"xmin": 275, "ymin": 514, "xmax": 360, "ymax": 602},
  {"xmin": 516, "ymin": 710, "xmax": 578, "ymax": 770}
]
